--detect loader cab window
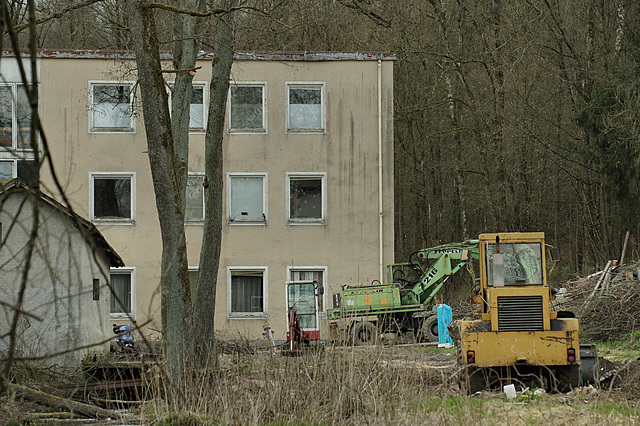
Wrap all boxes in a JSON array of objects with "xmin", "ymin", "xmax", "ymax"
[{"xmin": 486, "ymin": 242, "xmax": 542, "ymax": 286}]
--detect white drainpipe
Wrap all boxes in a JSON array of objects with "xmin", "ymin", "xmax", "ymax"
[{"xmin": 378, "ymin": 59, "xmax": 384, "ymax": 283}]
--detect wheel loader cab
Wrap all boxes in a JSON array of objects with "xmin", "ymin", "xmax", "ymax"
[
  {"xmin": 477, "ymin": 232, "xmax": 559, "ymax": 328},
  {"xmin": 484, "ymin": 240, "xmax": 543, "ymax": 287}
]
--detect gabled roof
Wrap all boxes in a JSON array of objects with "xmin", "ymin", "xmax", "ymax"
[{"xmin": 0, "ymin": 178, "xmax": 124, "ymax": 267}]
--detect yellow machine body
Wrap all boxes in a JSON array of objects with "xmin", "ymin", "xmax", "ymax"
[{"xmin": 456, "ymin": 232, "xmax": 583, "ymax": 392}]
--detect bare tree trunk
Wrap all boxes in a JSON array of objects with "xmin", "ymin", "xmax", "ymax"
[
  {"xmin": 171, "ymin": 0, "xmax": 200, "ymax": 204},
  {"xmin": 489, "ymin": 0, "xmax": 507, "ymax": 229},
  {"xmin": 193, "ymin": 10, "xmax": 233, "ymax": 367},
  {"xmin": 429, "ymin": 0, "xmax": 469, "ymax": 239},
  {"xmin": 126, "ymin": 0, "xmax": 192, "ymax": 387}
]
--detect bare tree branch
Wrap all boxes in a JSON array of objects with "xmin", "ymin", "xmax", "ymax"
[
  {"xmin": 6, "ymin": 0, "xmax": 105, "ymax": 37},
  {"xmin": 337, "ymin": 0, "xmax": 391, "ymax": 28}
]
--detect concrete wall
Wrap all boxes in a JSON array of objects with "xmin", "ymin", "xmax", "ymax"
[
  {"xmin": 0, "ymin": 189, "xmax": 112, "ymax": 366},
  {"xmin": 36, "ymin": 51, "xmax": 394, "ymax": 340}
]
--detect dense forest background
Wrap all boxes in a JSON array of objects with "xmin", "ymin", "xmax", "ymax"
[{"xmin": 21, "ymin": 0, "xmax": 640, "ymax": 277}]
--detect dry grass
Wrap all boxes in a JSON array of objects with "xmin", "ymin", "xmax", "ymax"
[
  {"xmin": 2, "ymin": 344, "xmax": 640, "ymax": 424},
  {"xmin": 139, "ymin": 345, "xmax": 640, "ymax": 425}
]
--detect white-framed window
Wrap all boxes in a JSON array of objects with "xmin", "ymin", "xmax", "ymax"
[
  {"xmin": 286, "ymin": 82, "xmax": 325, "ymax": 133},
  {"xmin": 287, "ymin": 267, "xmax": 327, "ymax": 315},
  {"xmin": 228, "ymin": 82, "xmax": 266, "ymax": 133},
  {"xmin": 0, "ymin": 159, "xmax": 37, "ymax": 185},
  {"xmin": 0, "ymin": 83, "xmax": 33, "ymax": 150},
  {"xmin": 110, "ymin": 267, "xmax": 136, "ymax": 319},
  {"xmin": 286, "ymin": 172, "xmax": 326, "ymax": 224},
  {"xmin": 227, "ymin": 173, "xmax": 267, "ymax": 224},
  {"xmin": 89, "ymin": 82, "xmax": 135, "ymax": 133},
  {"xmin": 228, "ymin": 267, "xmax": 267, "ymax": 318},
  {"xmin": 185, "ymin": 173, "xmax": 204, "ymax": 223},
  {"xmin": 90, "ymin": 172, "xmax": 135, "ymax": 224},
  {"xmin": 168, "ymin": 82, "xmax": 207, "ymax": 132}
]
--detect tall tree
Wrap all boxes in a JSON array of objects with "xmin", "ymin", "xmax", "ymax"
[
  {"xmin": 126, "ymin": 0, "xmax": 193, "ymax": 386},
  {"xmin": 126, "ymin": 0, "xmax": 241, "ymax": 388},
  {"xmin": 193, "ymin": 4, "xmax": 232, "ymax": 368}
]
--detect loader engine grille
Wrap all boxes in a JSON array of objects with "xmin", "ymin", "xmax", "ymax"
[{"xmin": 497, "ymin": 296, "xmax": 544, "ymax": 331}]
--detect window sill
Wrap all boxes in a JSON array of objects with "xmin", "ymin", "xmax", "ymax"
[
  {"xmin": 90, "ymin": 128, "xmax": 135, "ymax": 134},
  {"xmin": 185, "ymin": 220, "xmax": 204, "ymax": 226},
  {"xmin": 287, "ymin": 219, "xmax": 326, "ymax": 226},
  {"xmin": 228, "ymin": 313, "xmax": 267, "ymax": 320},
  {"xmin": 228, "ymin": 129, "xmax": 267, "ymax": 135},
  {"xmin": 286, "ymin": 129, "xmax": 325, "ymax": 135},
  {"xmin": 92, "ymin": 219, "xmax": 136, "ymax": 226},
  {"xmin": 110, "ymin": 313, "xmax": 135, "ymax": 321},
  {"xmin": 229, "ymin": 219, "xmax": 267, "ymax": 225}
]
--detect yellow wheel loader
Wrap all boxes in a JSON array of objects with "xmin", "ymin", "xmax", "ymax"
[{"xmin": 452, "ymin": 232, "xmax": 598, "ymax": 394}]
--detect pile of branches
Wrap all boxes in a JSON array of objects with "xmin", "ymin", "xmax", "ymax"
[{"xmin": 556, "ymin": 261, "xmax": 640, "ymax": 342}]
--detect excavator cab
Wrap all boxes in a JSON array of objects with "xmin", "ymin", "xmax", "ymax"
[{"xmin": 285, "ymin": 280, "xmax": 323, "ymax": 352}]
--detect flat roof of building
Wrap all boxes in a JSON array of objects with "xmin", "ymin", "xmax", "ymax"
[{"xmin": 3, "ymin": 49, "xmax": 395, "ymax": 61}]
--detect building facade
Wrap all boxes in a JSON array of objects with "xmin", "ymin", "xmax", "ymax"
[{"xmin": 1, "ymin": 50, "xmax": 395, "ymax": 341}]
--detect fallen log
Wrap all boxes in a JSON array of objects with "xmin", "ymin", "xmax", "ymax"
[{"xmin": 8, "ymin": 383, "xmax": 120, "ymax": 420}]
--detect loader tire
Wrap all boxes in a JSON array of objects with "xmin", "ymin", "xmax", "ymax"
[
  {"xmin": 459, "ymin": 366, "xmax": 486, "ymax": 395},
  {"xmin": 421, "ymin": 316, "xmax": 439, "ymax": 343},
  {"xmin": 555, "ymin": 365, "xmax": 580, "ymax": 392},
  {"xmin": 352, "ymin": 322, "xmax": 378, "ymax": 346}
]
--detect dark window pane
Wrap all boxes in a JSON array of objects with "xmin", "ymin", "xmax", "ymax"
[
  {"xmin": 290, "ymin": 87, "xmax": 321, "ymax": 105},
  {"xmin": 93, "ymin": 278, "xmax": 100, "ymax": 301},
  {"xmin": 94, "ymin": 177, "xmax": 131, "ymax": 219},
  {"xmin": 94, "ymin": 85, "xmax": 131, "ymax": 104},
  {"xmin": 190, "ymin": 87, "xmax": 204, "ymax": 129},
  {"xmin": 0, "ymin": 86, "xmax": 13, "ymax": 147},
  {"xmin": 17, "ymin": 160, "xmax": 38, "ymax": 186},
  {"xmin": 16, "ymin": 85, "xmax": 32, "ymax": 149},
  {"xmin": 230, "ymin": 86, "xmax": 263, "ymax": 130},
  {"xmin": 191, "ymin": 87, "xmax": 203, "ymax": 104},
  {"xmin": 290, "ymin": 178, "xmax": 322, "ymax": 219}
]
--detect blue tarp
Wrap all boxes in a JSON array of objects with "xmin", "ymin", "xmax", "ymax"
[{"xmin": 437, "ymin": 304, "xmax": 453, "ymax": 346}]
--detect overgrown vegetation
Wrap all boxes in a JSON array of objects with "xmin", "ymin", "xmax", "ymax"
[
  {"xmin": 2, "ymin": 341, "xmax": 640, "ymax": 424},
  {"xmin": 556, "ymin": 261, "xmax": 640, "ymax": 342},
  {"xmin": 140, "ymin": 346, "xmax": 640, "ymax": 424}
]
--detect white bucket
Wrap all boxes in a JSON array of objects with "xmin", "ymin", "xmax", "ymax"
[{"xmin": 503, "ymin": 384, "xmax": 517, "ymax": 399}]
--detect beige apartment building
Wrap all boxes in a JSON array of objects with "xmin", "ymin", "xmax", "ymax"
[{"xmin": 0, "ymin": 50, "xmax": 395, "ymax": 341}]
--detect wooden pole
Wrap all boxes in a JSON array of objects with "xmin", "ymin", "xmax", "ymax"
[
  {"xmin": 8, "ymin": 383, "xmax": 120, "ymax": 420},
  {"xmin": 620, "ymin": 230, "xmax": 630, "ymax": 265}
]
